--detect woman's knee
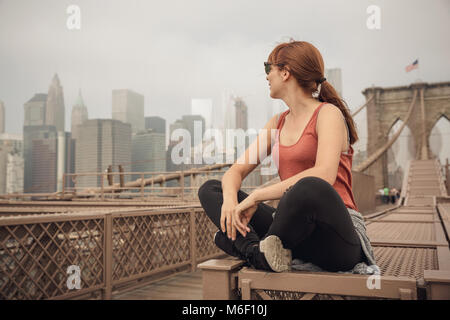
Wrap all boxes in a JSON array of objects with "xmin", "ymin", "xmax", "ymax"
[
  {"xmin": 293, "ymin": 176, "xmax": 332, "ymax": 191},
  {"xmin": 282, "ymin": 176, "xmax": 332, "ymax": 206},
  {"xmin": 198, "ymin": 179, "xmax": 221, "ymax": 202}
]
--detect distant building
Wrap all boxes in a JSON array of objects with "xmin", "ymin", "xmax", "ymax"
[
  {"xmin": 169, "ymin": 115, "xmax": 205, "ymax": 148},
  {"xmin": 222, "ymin": 89, "xmax": 236, "ymax": 130},
  {"xmin": 31, "ymin": 131, "xmax": 58, "ymax": 193},
  {"xmin": 182, "ymin": 115, "xmax": 205, "ymax": 147},
  {"xmin": 234, "ymin": 96, "xmax": 248, "ymax": 131},
  {"xmin": 112, "ymin": 89, "xmax": 144, "ymax": 134},
  {"xmin": 132, "ymin": 129, "xmax": 166, "ymax": 180},
  {"xmin": 169, "ymin": 119, "xmax": 185, "ymax": 138},
  {"xmin": 325, "ymin": 68, "xmax": 343, "ymax": 98},
  {"xmin": 24, "ymin": 94, "xmax": 47, "ymax": 126},
  {"xmin": 145, "ymin": 116, "xmax": 166, "ymax": 134},
  {"xmin": 45, "ymin": 74, "xmax": 65, "ymax": 132},
  {"xmin": 0, "ymin": 133, "xmax": 23, "ymax": 194},
  {"xmin": 23, "ymin": 126, "xmax": 73, "ymax": 193},
  {"xmin": 76, "ymin": 119, "xmax": 131, "ymax": 188},
  {"xmin": 71, "ymin": 89, "xmax": 88, "ymax": 141},
  {"xmin": 59, "ymin": 132, "xmax": 75, "ymax": 191},
  {"xmin": 23, "ymin": 125, "xmax": 54, "ymax": 192}
]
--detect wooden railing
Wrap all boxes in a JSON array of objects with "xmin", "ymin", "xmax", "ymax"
[{"xmin": 0, "ymin": 206, "xmax": 221, "ymax": 299}]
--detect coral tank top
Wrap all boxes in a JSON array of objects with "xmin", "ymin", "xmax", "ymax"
[{"xmin": 271, "ymin": 102, "xmax": 358, "ymax": 211}]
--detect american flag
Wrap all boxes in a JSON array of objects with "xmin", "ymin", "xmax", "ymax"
[{"xmin": 405, "ymin": 59, "xmax": 419, "ymax": 72}]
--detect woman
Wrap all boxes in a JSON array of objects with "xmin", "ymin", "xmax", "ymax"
[{"xmin": 198, "ymin": 40, "xmax": 373, "ymax": 273}]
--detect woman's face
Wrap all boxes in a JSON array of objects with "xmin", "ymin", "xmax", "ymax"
[{"xmin": 266, "ymin": 64, "xmax": 286, "ymax": 99}]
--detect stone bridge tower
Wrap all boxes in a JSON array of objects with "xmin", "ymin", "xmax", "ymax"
[{"xmin": 362, "ymin": 81, "xmax": 450, "ymax": 190}]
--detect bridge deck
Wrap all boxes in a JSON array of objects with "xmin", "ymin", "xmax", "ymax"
[{"xmin": 112, "ymin": 270, "xmax": 203, "ymax": 300}]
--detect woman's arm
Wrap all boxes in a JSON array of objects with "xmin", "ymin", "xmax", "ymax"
[
  {"xmin": 220, "ymin": 113, "xmax": 279, "ymax": 239},
  {"xmin": 252, "ymin": 104, "xmax": 346, "ymax": 202}
]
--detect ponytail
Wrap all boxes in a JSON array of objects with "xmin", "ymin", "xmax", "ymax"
[{"xmin": 318, "ymin": 81, "xmax": 359, "ymax": 145}]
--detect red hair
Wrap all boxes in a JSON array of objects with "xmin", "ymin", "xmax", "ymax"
[{"xmin": 268, "ymin": 40, "xmax": 359, "ymax": 144}]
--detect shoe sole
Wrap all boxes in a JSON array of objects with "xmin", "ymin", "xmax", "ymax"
[{"xmin": 259, "ymin": 235, "xmax": 292, "ymax": 272}]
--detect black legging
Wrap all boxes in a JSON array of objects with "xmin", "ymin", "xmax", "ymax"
[{"xmin": 198, "ymin": 176, "xmax": 364, "ymax": 272}]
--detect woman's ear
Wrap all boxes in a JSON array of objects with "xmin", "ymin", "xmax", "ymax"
[{"xmin": 281, "ymin": 69, "xmax": 290, "ymax": 81}]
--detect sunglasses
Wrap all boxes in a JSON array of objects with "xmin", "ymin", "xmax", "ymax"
[{"xmin": 264, "ymin": 62, "xmax": 284, "ymax": 75}]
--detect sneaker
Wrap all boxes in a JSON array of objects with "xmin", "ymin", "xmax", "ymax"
[
  {"xmin": 214, "ymin": 231, "xmax": 245, "ymax": 260},
  {"xmin": 245, "ymin": 243, "xmax": 274, "ymax": 272},
  {"xmin": 259, "ymin": 235, "xmax": 292, "ymax": 272}
]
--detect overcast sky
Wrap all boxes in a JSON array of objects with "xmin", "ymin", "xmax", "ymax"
[{"xmin": 1, "ymin": 0, "xmax": 449, "ymax": 153}]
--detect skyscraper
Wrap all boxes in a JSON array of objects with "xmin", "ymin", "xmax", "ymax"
[
  {"xmin": 169, "ymin": 115, "xmax": 205, "ymax": 148},
  {"xmin": 169, "ymin": 119, "xmax": 185, "ymax": 139},
  {"xmin": 182, "ymin": 115, "xmax": 205, "ymax": 147},
  {"xmin": 0, "ymin": 133, "xmax": 23, "ymax": 194},
  {"xmin": 145, "ymin": 116, "xmax": 166, "ymax": 134},
  {"xmin": 23, "ymin": 124, "xmax": 53, "ymax": 192},
  {"xmin": 132, "ymin": 129, "xmax": 166, "ymax": 180},
  {"xmin": 24, "ymin": 93, "xmax": 47, "ymax": 126},
  {"xmin": 31, "ymin": 130, "xmax": 58, "ymax": 193},
  {"xmin": 76, "ymin": 119, "xmax": 132, "ymax": 188},
  {"xmin": 0, "ymin": 100, "xmax": 5, "ymax": 134},
  {"xmin": 22, "ymin": 126, "xmax": 72, "ymax": 193},
  {"xmin": 71, "ymin": 89, "xmax": 88, "ymax": 140},
  {"xmin": 45, "ymin": 74, "xmax": 65, "ymax": 132},
  {"xmin": 324, "ymin": 68, "xmax": 343, "ymax": 98},
  {"xmin": 112, "ymin": 89, "xmax": 144, "ymax": 134},
  {"xmin": 222, "ymin": 89, "xmax": 236, "ymax": 130},
  {"xmin": 234, "ymin": 96, "xmax": 248, "ymax": 130}
]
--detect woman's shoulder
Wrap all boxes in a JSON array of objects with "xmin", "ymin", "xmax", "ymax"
[
  {"xmin": 314, "ymin": 103, "xmax": 347, "ymax": 136},
  {"xmin": 316, "ymin": 103, "xmax": 345, "ymax": 126},
  {"xmin": 316, "ymin": 102, "xmax": 340, "ymax": 117}
]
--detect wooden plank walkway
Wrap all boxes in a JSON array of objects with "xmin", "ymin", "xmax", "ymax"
[{"xmin": 112, "ymin": 271, "xmax": 203, "ymax": 300}]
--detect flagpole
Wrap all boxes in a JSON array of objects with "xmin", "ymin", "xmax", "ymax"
[
  {"xmin": 416, "ymin": 58, "xmax": 421, "ymax": 83},
  {"xmin": 418, "ymin": 63, "xmax": 422, "ymax": 82}
]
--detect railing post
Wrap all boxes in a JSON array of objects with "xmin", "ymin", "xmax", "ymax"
[
  {"xmin": 141, "ymin": 173, "xmax": 144, "ymax": 200},
  {"xmin": 62, "ymin": 174, "xmax": 66, "ymax": 197},
  {"xmin": 100, "ymin": 173, "xmax": 105, "ymax": 201},
  {"xmin": 181, "ymin": 170, "xmax": 185, "ymax": 201},
  {"xmin": 104, "ymin": 213, "xmax": 113, "ymax": 299},
  {"xmin": 190, "ymin": 208, "xmax": 197, "ymax": 272},
  {"xmin": 151, "ymin": 175, "xmax": 154, "ymax": 197},
  {"xmin": 119, "ymin": 165, "xmax": 124, "ymax": 192},
  {"xmin": 190, "ymin": 173, "xmax": 193, "ymax": 199}
]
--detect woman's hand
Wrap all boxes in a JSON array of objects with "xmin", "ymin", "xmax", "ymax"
[
  {"xmin": 221, "ymin": 197, "xmax": 238, "ymax": 239},
  {"xmin": 232, "ymin": 192, "xmax": 260, "ymax": 240}
]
